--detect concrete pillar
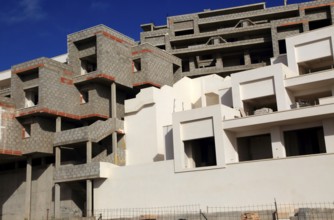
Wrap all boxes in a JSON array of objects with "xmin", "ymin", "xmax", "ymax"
[
  {"xmin": 271, "ymin": 127, "xmax": 286, "ymax": 158},
  {"xmin": 56, "ymin": 117, "xmax": 61, "ymax": 132},
  {"xmin": 54, "ymin": 183, "xmax": 61, "ymax": 219},
  {"xmin": 164, "ymin": 33, "xmax": 172, "ymax": 52},
  {"xmin": 271, "ymin": 27, "xmax": 280, "ymax": 58},
  {"xmin": 55, "ymin": 147, "xmax": 61, "ymax": 168},
  {"xmin": 331, "ymin": 6, "xmax": 334, "ymax": 26},
  {"xmin": 215, "ymin": 53, "xmax": 223, "ymax": 68},
  {"xmin": 111, "ymin": 82, "xmax": 118, "ymax": 164},
  {"xmin": 55, "ymin": 117, "xmax": 61, "ymax": 219},
  {"xmin": 24, "ymin": 157, "xmax": 32, "ymax": 220},
  {"xmin": 213, "ymin": 38, "xmax": 220, "ymax": 45},
  {"xmin": 111, "ymin": 82, "xmax": 117, "ymax": 119},
  {"xmin": 189, "ymin": 57, "xmax": 196, "ymax": 71},
  {"xmin": 86, "ymin": 180, "xmax": 93, "ymax": 217},
  {"xmin": 113, "ymin": 132, "xmax": 118, "ymax": 164},
  {"xmin": 299, "ymin": 9, "xmax": 309, "ymax": 32},
  {"xmin": 193, "ymin": 18, "xmax": 200, "ymax": 34},
  {"xmin": 244, "ymin": 50, "xmax": 251, "ymax": 65},
  {"xmin": 323, "ymin": 119, "xmax": 334, "ymax": 153},
  {"xmin": 87, "ymin": 141, "xmax": 92, "ymax": 163}
]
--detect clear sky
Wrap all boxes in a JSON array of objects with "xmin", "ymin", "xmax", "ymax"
[{"xmin": 0, "ymin": 0, "xmax": 310, "ymax": 71}]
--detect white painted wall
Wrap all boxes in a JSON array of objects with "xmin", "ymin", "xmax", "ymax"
[
  {"xmin": 94, "ymin": 154, "xmax": 334, "ymax": 209},
  {"xmin": 286, "ymin": 26, "xmax": 334, "ymax": 75},
  {"xmin": 231, "ymin": 64, "xmax": 291, "ymax": 111},
  {"xmin": 125, "ymin": 75, "xmax": 230, "ymax": 165}
]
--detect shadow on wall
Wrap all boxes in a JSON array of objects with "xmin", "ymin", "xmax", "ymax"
[{"xmin": 0, "ymin": 162, "xmax": 52, "ymax": 220}]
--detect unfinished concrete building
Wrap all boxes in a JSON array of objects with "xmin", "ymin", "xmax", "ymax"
[
  {"xmin": 0, "ymin": 0, "xmax": 334, "ymax": 219},
  {"xmin": 141, "ymin": 0, "xmax": 334, "ymax": 80}
]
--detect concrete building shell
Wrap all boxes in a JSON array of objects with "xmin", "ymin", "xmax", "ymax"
[{"xmin": 0, "ymin": 1, "xmax": 334, "ymax": 219}]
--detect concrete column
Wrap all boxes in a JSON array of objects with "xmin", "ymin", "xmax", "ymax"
[
  {"xmin": 111, "ymin": 82, "xmax": 118, "ymax": 164},
  {"xmin": 111, "ymin": 82, "xmax": 117, "ymax": 119},
  {"xmin": 271, "ymin": 127, "xmax": 286, "ymax": 158},
  {"xmin": 56, "ymin": 117, "xmax": 61, "ymax": 132},
  {"xmin": 54, "ymin": 183, "xmax": 61, "ymax": 219},
  {"xmin": 331, "ymin": 6, "xmax": 334, "ymax": 26},
  {"xmin": 87, "ymin": 141, "xmax": 92, "ymax": 163},
  {"xmin": 323, "ymin": 119, "xmax": 334, "ymax": 153},
  {"xmin": 24, "ymin": 157, "xmax": 32, "ymax": 220},
  {"xmin": 299, "ymin": 9, "xmax": 309, "ymax": 32},
  {"xmin": 193, "ymin": 18, "xmax": 200, "ymax": 34},
  {"xmin": 164, "ymin": 33, "xmax": 172, "ymax": 52},
  {"xmin": 55, "ymin": 147, "xmax": 61, "ymax": 168},
  {"xmin": 189, "ymin": 57, "xmax": 196, "ymax": 71},
  {"xmin": 244, "ymin": 50, "xmax": 251, "ymax": 65},
  {"xmin": 86, "ymin": 180, "xmax": 93, "ymax": 217},
  {"xmin": 271, "ymin": 27, "xmax": 280, "ymax": 58},
  {"xmin": 112, "ymin": 132, "xmax": 118, "ymax": 164},
  {"xmin": 55, "ymin": 117, "xmax": 62, "ymax": 219},
  {"xmin": 215, "ymin": 53, "xmax": 223, "ymax": 68}
]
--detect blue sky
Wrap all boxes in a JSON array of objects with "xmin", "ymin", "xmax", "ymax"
[{"xmin": 0, "ymin": 0, "xmax": 309, "ymax": 71}]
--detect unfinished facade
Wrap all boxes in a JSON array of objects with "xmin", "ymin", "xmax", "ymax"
[{"xmin": 0, "ymin": 1, "xmax": 334, "ymax": 219}]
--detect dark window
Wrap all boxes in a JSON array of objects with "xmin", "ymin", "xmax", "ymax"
[
  {"xmin": 284, "ymin": 127, "xmax": 326, "ymax": 156},
  {"xmin": 22, "ymin": 124, "xmax": 31, "ymax": 138},
  {"xmin": 182, "ymin": 59, "xmax": 190, "ymax": 72},
  {"xmin": 175, "ymin": 29, "xmax": 194, "ymax": 36},
  {"xmin": 279, "ymin": 40, "xmax": 287, "ymax": 54},
  {"xmin": 80, "ymin": 55, "xmax": 97, "ymax": 75},
  {"xmin": 309, "ymin": 19, "xmax": 332, "ymax": 31},
  {"xmin": 133, "ymin": 59, "xmax": 141, "ymax": 72},
  {"xmin": 184, "ymin": 137, "xmax": 217, "ymax": 168},
  {"xmin": 237, "ymin": 134, "xmax": 272, "ymax": 162},
  {"xmin": 24, "ymin": 87, "xmax": 39, "ymax": 107}
]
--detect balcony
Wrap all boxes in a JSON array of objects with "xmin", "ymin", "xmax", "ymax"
[
  {"xmin": 0, "ymin": 87, "xmax": 10, "ymax": 97},
  {"xmin": 53, "ymin": 118, "xmax": 124, "ymax": 146},
  {"xmin": 172, "ymin": 37, "xmax": 270, "ymax": 55},
  {"xmin": 181, "ymin": 63, "xmax": 266, "ymax": 77},
  {"xmin": 54, "ymin": 162, "xmax": 116, "ymax": 182}
]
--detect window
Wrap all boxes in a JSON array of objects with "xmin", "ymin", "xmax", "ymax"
[
  {"xmin": 80, "ymin": 90, "xmax": 89, "ymax": 104},
  {"xmin": 298, "ymin": 56, "xmax": 334, "ymax": 75},
  {"xmin": 18, "ymin": 68, "xmax": 39, "ymax": 82},
  {"xmin": 156, "ymin": 45, "xmax": 166, "ymax": 50},
  {"xmin": 284, "ymin": 127, "xmax": 326, "ymax": 156},
  {"xmin": 24, "ymin": 87, "xmax": 38, "ymax": 108},
  {"xmin": 74, "ymin": 36, "xmax": 96, "ymax": 51},
  {"xmin": 133, "ymin": 59, "xmax": 141, "ymax": 72},
  {"xmin": 184, "ymin": 137, "xmax": 217, "ymax": 168},
  {"xmin": 182, "ymin": 59, "xmax": 190, "ymax": 72},
  {"xmin": 22, "ymin": 124, "xmax": 31, "ymax": 139},
  {"xmin": 175, "ymin": 29, "xmax": 194, "ymax": 36},
  {"xmin": 80, "ymin": 55, "xmax": 97, "ymax": 75},
  {"xmin": 278, "ymin": 40, "xmax": 287, "ymax": 54},
  {"xmin": 243, "ymin": 95, "xmax": 277, "ymax": 116},
  {"xmin": 237, "ymin": 134, "xmax": 272, "ymax": 162}
]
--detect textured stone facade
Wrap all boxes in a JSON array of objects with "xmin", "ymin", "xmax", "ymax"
[{"xmin": 141, "ymin": 0, "xmax": 334, "ymax": 78}]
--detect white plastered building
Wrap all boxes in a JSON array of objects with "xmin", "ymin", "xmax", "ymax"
[{"xmin": 93, "ymin": 26, "xmax": 334, "ymax": 209}]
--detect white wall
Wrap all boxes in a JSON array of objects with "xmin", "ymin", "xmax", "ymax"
[
  {"xmin": 94, "ymin": 154, "xmax": 334, "ymax": 209},
  {"xmin": 286, "ymin": 26, "xmax": 334, "ymax": 75},
  {"xmin": 231, "ymin": 64, "xmax": 292, "ymax": 111},
  {"xmin": 125, "ymin": 75, "xmax": 229, "ymax": 165}
]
